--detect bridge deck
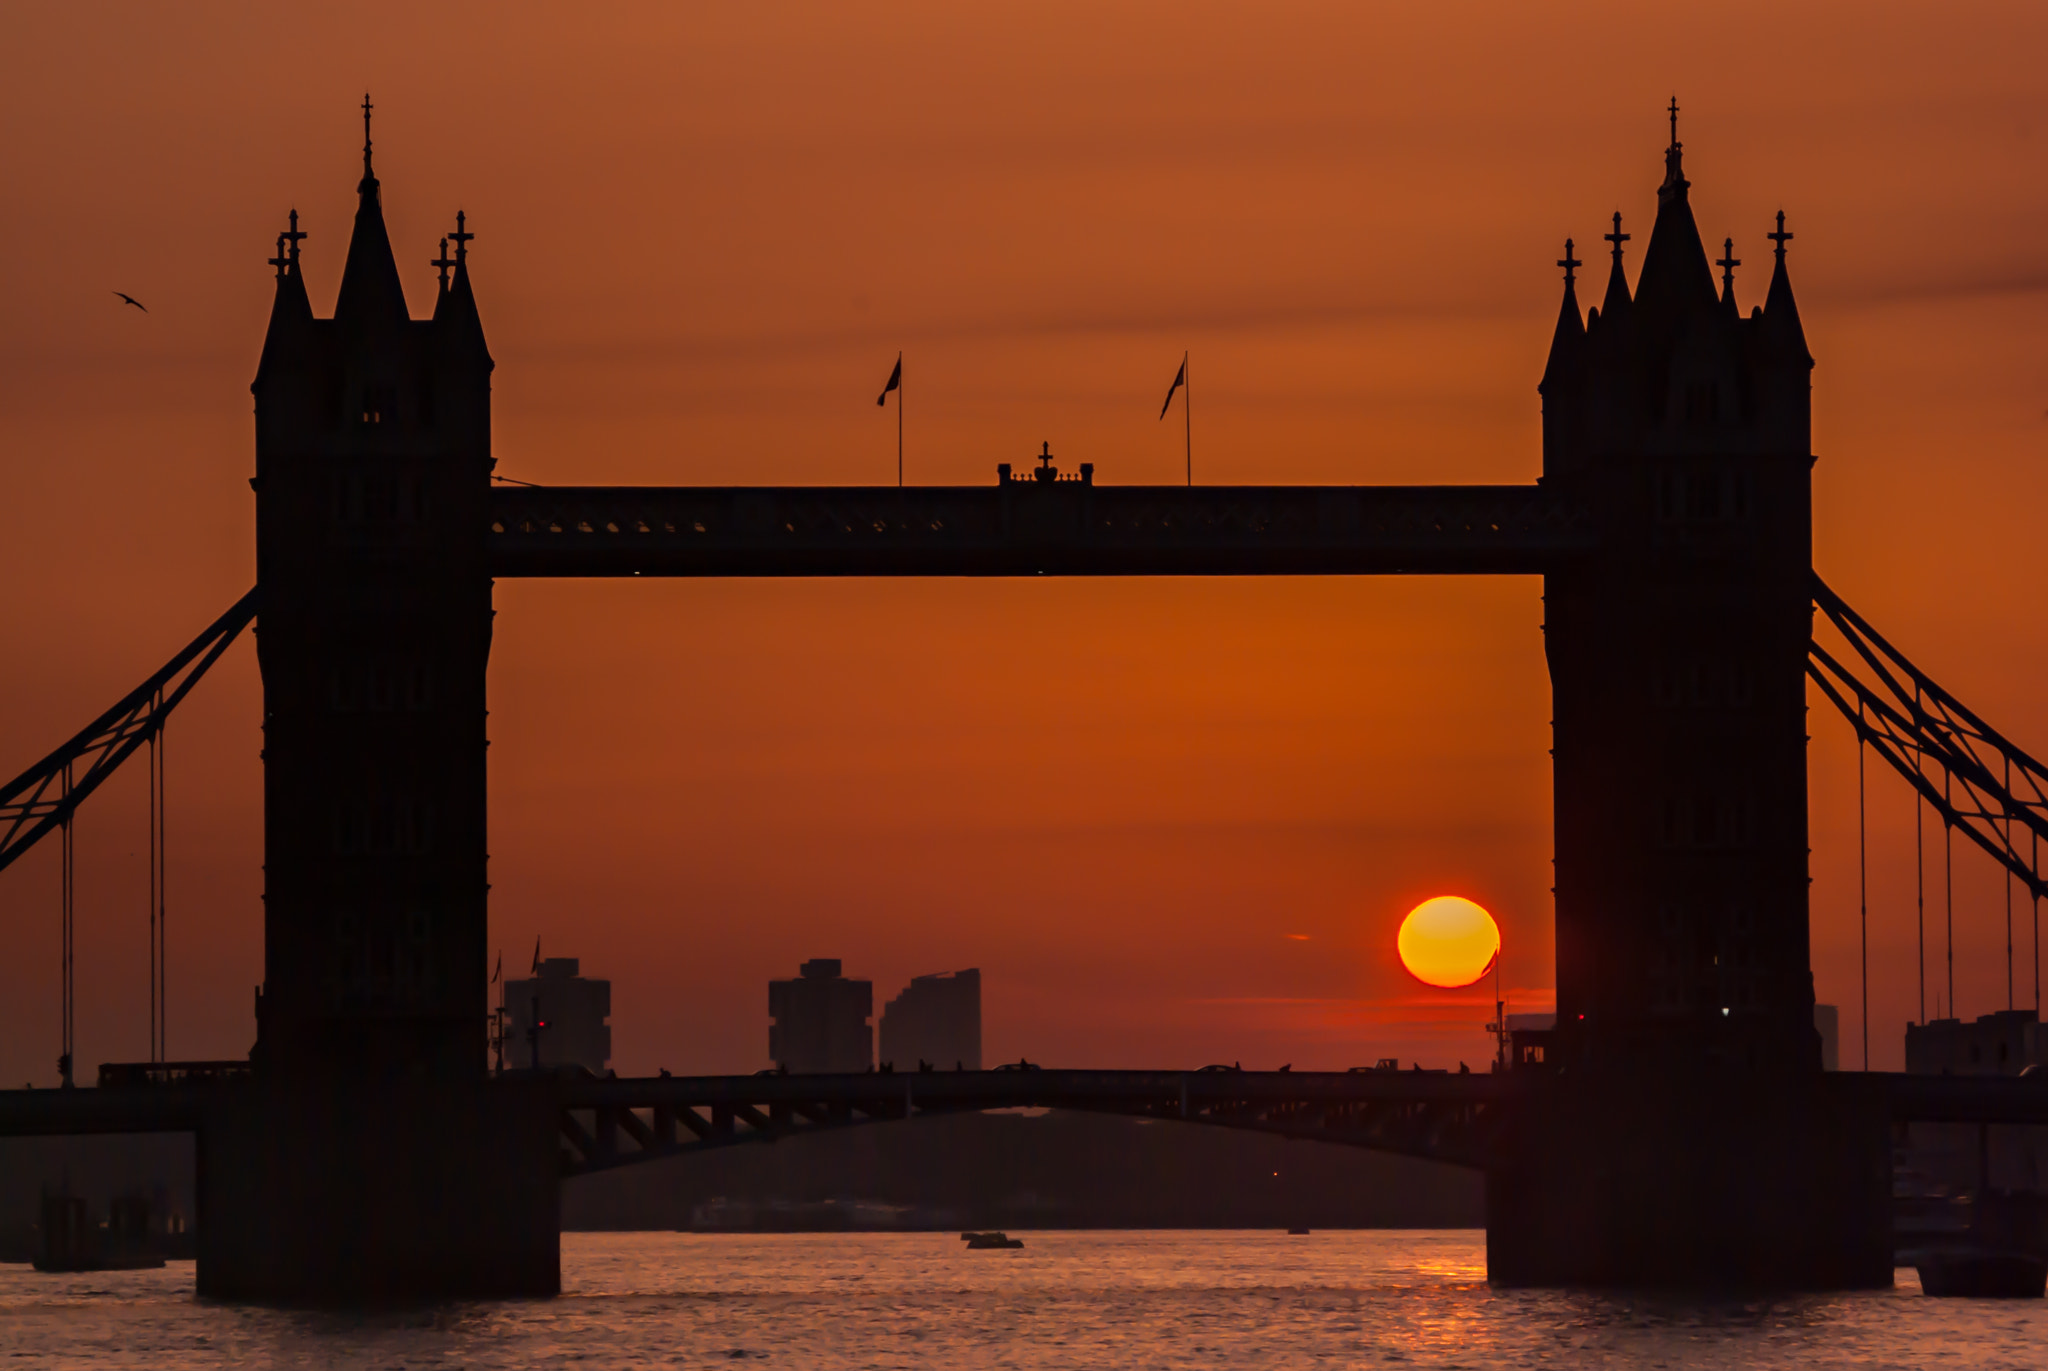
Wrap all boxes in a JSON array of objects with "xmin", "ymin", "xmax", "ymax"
[
  {"xmin": 486, "ymin": 483, "xmax": 1592, "ymax": 578},
  {"xmin": 7, "ymin": 1070, "xmax": 2044, "ymax": 1177}
]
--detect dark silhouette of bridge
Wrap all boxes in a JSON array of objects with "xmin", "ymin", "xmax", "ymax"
[{"xmin": 4, "ymin": 110, "xmax": 2047, "ymax": 1299}]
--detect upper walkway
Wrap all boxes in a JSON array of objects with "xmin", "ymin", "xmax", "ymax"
[{"xmin": 486, "ymin": 482, "xmax": 1593, "ymax": 578}]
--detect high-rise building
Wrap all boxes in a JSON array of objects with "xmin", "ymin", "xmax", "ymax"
[
  {"xmin": 1814, "ymin": 1004, "xmax": 1839, "ymax": 1071},
  {"xmin": 502, "ymin": 958, "xmax": 612, "ymax": 1074},
  {"xmin": 1905, "ymin": 1009, "xmax": 2048, "ymax": 1076},
  {"xmin": 768, "ymin": 959, "xmax": 872, "ymax": 1073},
  {"xmin": 880, "ymin": 968, "xmax": 981, "ymax": 1070}
]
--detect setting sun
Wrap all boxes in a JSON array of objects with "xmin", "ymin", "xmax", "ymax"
[{"xmin": 1396, "ymin": 897, "xmax": 1501, "ymax": 988}]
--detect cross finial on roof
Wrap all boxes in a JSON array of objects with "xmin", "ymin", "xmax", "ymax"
[
  {"xmin": 283, "ymin": 208, "xmax": 306, "ymax": 266},
  {"xmin": 361, "ymin": 93, "xmax": 374, "ymax": 177},
  {"xmin": 1717, "ymin": 237, "xmax": 1740, "ymax": 293},
  {"xmin": 432, "ymin": 237, "xmax": 456, "ymax": 289},
  {"xmin": 1668, "ymin": 96, "xmax": 1680, "ymax": 149},
  {"xmin": 268, "ymin": 232, "xmax": 290, "ymax": 280},
  {"xmin": 451, "ymin": 209, "xmax": 474, "ymax": 264},
  {"xmin": 1768, "ymin": 210, "xmax": 1793, "ymax": 261},
  {"xmin": 1604, "ymin": 212, "xmax": 1630, "ymax": 264},
  {"xmin": 1557, "ymin": 238, "xmax": 1581, "ymax": 286}
]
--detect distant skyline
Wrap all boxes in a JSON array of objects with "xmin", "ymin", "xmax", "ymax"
[{"xmin": 2, "ymin": 2, "xmax": 2046, "ymax": 1082}]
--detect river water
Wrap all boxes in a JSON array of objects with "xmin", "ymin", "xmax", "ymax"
[{"xmin": 2, "ymin": 1230, "xmax": 2043, "ymax": 1368}]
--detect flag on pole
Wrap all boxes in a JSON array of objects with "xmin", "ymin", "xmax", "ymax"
[
  {"xmin": 877, "ymin": 356, "xmax": 902, "ymax": 406},
  {"xmin": 531, "ymin": 937, "xmax": 541, "ymax": 975},
  {"xmin": 1159, "ymin": 357, "xmax": 1186, "ymax": 420},
  {"xmin": 491, "ymin": 953, "xmax": 502, "ymax": 985}
]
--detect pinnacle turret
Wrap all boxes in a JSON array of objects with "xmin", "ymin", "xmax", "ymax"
[
  {"xmin": 1539, "ymin": 111, "xmax": 1814, "ymax": 468},
  {"xmin": 1598, "ymin": 211, "xmax": 1633, "ymax": 325},
  {"xmin": 433, "ymin": 209, "xmax": 492, "ymax": 367},
  {"xmin": 254, "ymin": 210, "xmax": 313, "ymax": 389},
  {"xmin": 1762, "ymin": 210, "xmax": 1810, "ymax": 364},
  {"xmin": 1541, "ymin": 238, "xmax": 1586, "ymax": 391},
  {"xmin": 1633, "ymin": 103, "xmax": 1719, "ymax": 343},
  {"xmin": 333, "ymin": 94, "xmax": 409, "ymax": 332}
]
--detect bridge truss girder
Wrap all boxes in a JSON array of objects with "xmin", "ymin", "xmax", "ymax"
[{"xmin": 552, "ymin": 1068, "xmax": 1523, "ymax": 1176}]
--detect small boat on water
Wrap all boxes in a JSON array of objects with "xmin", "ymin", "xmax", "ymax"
[
  {"xmin": 960, "ymin": 1231, "xmax": 1024, "ymax": 1249},
  {"xmin": 1912, "ymin": 1248, "xmax": 2048, "ymax": 1298}
]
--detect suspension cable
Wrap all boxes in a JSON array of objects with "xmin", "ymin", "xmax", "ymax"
[
  {"xmin": 1908, "ymin": 680, "xmax": 1925, "ymax": 1016},
  {"xmin": 2006, "ymin": 754, "xmax": 2015, "ymax": 1013},
  {"xmin": 60, "ymin": 764, "xmax": 74, "ymax": 1089},
  {"xmin": 1946, "ymin": 767, "xmax": 1955, "ymax": 1020},
  {"xmin": 1859, "ymin": 700, "xmax": 1869, "ymax": 1070},
  {"xmin": 0, "ymin": 588, "xmax": 256, "ymax": 877},
  {"xmin": 157, "ymin": 715, "xmax": 168, "ymax": 1061},
  {"xmin": 148, "ymin": 706, "xmax": 159, "ymax": 1063},
  {"xmin": 1917, "ymin": 683, "xmax": 1926, "ymax": 1025},
  {"xmin": 148, "ymin": 700, "xmax": 168, "ymax": 1063}
]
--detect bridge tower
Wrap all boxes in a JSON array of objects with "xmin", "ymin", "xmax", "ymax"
[
  {"xmin": 1541, "ymin": 122, "xmax": 1819, "ymax": 1075},
  {"xmin": 1492, "ymin": 122, "xmax": 1891, "ymax": 1287},
  {"xmin": 250, "ymin": 120, "xmax": 493, "ymax": 1083},
  {"xmin": 200, "ymin": 116, "xmax": 558, "ymax": 1299}
]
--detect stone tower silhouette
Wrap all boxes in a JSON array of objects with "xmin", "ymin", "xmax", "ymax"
[
  {"xmin": 1537, "ymin": 118, "xmax": 1819, "ymax": 1075},
  {"xmin": 250, "ymin": 109, "xmax": 495, "ymax": 1081},
  {"xmin": 212, "ymin": 110, "xmax": 556, "ymax": 1301},
  {"xmin": 1489, "ymin": 118, "xmax": 1886, "ymax": 1291}
]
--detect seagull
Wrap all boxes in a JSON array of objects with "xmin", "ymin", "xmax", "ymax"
[{"xmin": 112, "ymin": 291, "xmax": 148, "ymax": 313}]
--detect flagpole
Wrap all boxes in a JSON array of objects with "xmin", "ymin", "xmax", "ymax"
[
  {"xmin": 1183, "ymin": 350, "xmax": 1191, "ymax": 486},
  {"xmin": 897, "ymin": 351, "xmax": 904, "ymax": 488}
]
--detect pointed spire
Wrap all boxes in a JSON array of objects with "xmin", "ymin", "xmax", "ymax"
[
  {"xmin": 283, "ymin": 208, "xmax": 306, "ymax": 275},
  {"xmin": 1716, "ymin": 238, "xmax": 1741, "ymax": 313},
  {"xmin": 360, "ymin": 92, "xmax": 375, "ymax": 192},
  {"xmin": 434, "ymin": 209, "xmax": 492, "ymax": 366},
  {"xmin": 333, "ymin": 95, "xmax": 409, "ymax": 332},
  {"xmin": 1661, "ymin": 96, "xmax": 1686, "ymax": 203},
  {"xmin": 1542, "ymin": 237, "xmax": 1586, "ymax": 390},
  {"xmin": 256, "ymin": 212, "xmax": 313, "ymax": 387},
  {"xmin": 1634, "ymin": 100, "xmax": 1719, "ymax": 340},
  {"xmin": 1599, "ymin": 212, "xmax": 1633, "ymax": 323},
  {"xmin": 1763, "ymin": 210, "xmax": 1810, "ymax": 363}
]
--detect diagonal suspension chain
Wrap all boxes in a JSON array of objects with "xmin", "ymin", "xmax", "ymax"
[
  {"xmin": 0, "ymin": 589, "xmax": 258, "ymax": 878},
  {"xmin": 1808, "ymin": 573, "xmax": 2047, "ymax": 905}
]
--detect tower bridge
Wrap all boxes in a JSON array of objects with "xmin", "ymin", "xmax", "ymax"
[{"xmin": 4, "ymin": 112, "xmax": 2047, "ymax": 1298}]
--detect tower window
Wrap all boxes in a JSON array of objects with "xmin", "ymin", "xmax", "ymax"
[
  {"xmin": 1686, "ymin": 471, "xmax": 1723, "ymax": 519},
  {"xmin": 406, "ymin": 663, "xmax": 436, "ymax": 711},
  {"xmin": 1661, "ymin": 797, "xmax": 1685, "ymax": 847},
  {"xmin": 360, "ymin": 384, "xmax": 396, "ymax": 426}
]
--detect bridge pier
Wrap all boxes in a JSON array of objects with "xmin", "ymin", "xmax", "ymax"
[
  {"xmin": 196, "ymin": 1079, "xmax": 560, "ymax": 1301},
  {"xmin": 1486, "ymin": 1075, "xmax": 1893, "ymax": 1289}
]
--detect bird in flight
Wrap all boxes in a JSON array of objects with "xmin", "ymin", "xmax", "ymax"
[{"xmin": 112, "ymin": 291, "xmax": 148, "ymax": 313}]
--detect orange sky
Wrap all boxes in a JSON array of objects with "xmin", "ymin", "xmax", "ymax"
[{"xmin": 1, "ymin": 2, "xmax": 2045, "ymax": 1081}]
